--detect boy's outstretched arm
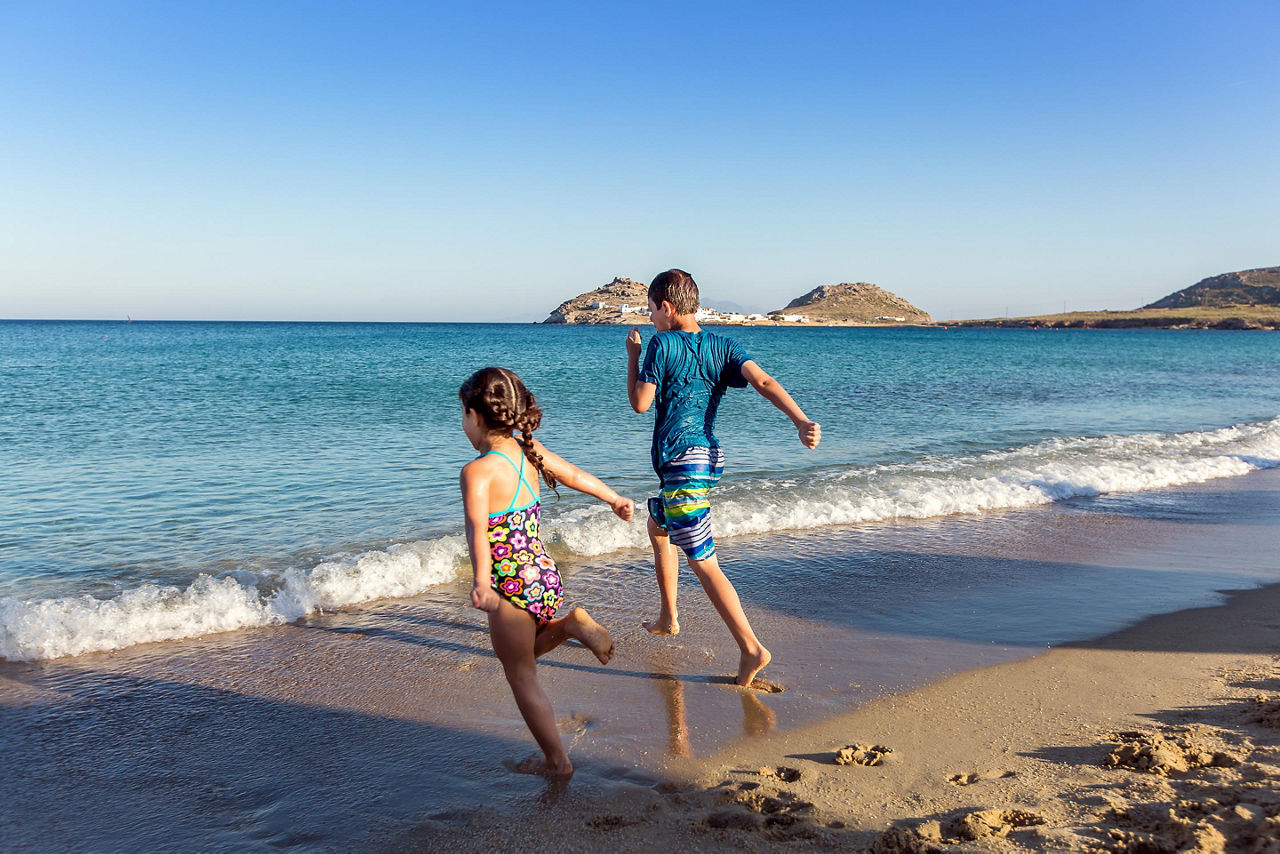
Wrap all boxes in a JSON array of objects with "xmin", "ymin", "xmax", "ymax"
[
  {"xmin": 626, "ymin": 328, "xmax": 656, "ymax": 413},
  {"xmin": 741, "ymin": 361, "xmax": 821, "ymax": 449}
]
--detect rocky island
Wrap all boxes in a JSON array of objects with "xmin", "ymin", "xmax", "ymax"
[
  {"xmin": 542, "ymin": 278, "xmax": 931, "ymax": 326},
  {"xmin": 774, "ymin": 282, "xmax": 932, "ymax": 325}
]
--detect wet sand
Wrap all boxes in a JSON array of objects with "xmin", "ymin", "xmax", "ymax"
[{"xmin": 4, "ymin": 471, "xmax": 1280, "ymax": 850}]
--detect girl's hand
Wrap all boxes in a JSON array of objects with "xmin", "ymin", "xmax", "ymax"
[
  {"xmin": 610, "ymin": 495, "xmax": 634, "ymax": 521},
  {"xmin": 626, "ymin": 328, "xmax": 643, "ymax": 358},
  {"xmin": 471, "ymin": 584, "xmax": 501, "ymax": 612},
  {"xmin": 798, "ymin": 420, "xmax": 821, "ymax": 449}
]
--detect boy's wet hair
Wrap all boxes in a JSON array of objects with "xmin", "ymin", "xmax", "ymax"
[
  {"xmin": 648, "ymin": 269, "xmax": 700, "ymax": 316},
  {"xmin": 459, "ymin": 366, "xmax": 558, "ymax": 492}
]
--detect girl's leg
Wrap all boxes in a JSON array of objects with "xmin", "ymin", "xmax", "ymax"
[
  {"xmin": 685, "ymin": 553, "xmax": 771, "ymax": 687},
  {"xmin": 488, "ymin": 600, "xmax": 572, "ymax": 776},
  {"xmin": 533, "ymin": 607, "xmax": 615, "ymax": 664},
  {"xmin": 643, "ymin": 515, "xmax": 681, "ymax": 635}
]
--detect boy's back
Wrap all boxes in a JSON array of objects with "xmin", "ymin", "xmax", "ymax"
[
  {"xmin": 639, "ymin": 329, "xmax": 750, "ymax": 473},
  {"xmin": 625, "ymin": 268, "xmax": 819, "ymax": 687}
]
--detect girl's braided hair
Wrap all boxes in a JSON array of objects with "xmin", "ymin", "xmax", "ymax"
[{"xmin": 459, "ymin": 367, "xmax": 559, "ymax": 493}]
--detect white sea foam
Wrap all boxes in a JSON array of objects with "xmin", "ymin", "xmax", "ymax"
[
  {"xmin": 0, "ymin": 535, "xmax": 466, "ymax": 662},
  {"xmin": 5, "ymin": 418, "xmax": 1280, "ymax": 662}
]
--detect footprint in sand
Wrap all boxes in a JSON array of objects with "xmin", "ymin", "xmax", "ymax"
[
  {"xmin": 947, "ymin": 769, "xmax": 1016, "ymax": 786},
  {"xmin": 720, "ymin": 674, "xmax": 785, "ymax": 693},
  {"xmin": 757, "ymin": 766, "xmax": 802, "ymax": 782},
  {"xmin": 834, "ymin": 744, "xmax": 893, "ymax": 766},
  {"xmin": 556, "ymin": 714, "xmax": 591, "ymax": 735},
  {"xmin": 948, "ymin": 808, "xmax": 1045, "ymax": 841}
]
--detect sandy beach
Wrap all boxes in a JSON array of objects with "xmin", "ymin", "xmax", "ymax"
[
  {"xmin": 389, "ymin": 582, "xmax": 1280, "ymax": 852},
  {"xmin": 4, "ymin": 470, "xmax": 1280, "ymax": 851}
]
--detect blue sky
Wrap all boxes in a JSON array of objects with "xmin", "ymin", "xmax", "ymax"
[{"xmin": 1, "ymin": 1, "xmax": 1277, "ymax": 321}]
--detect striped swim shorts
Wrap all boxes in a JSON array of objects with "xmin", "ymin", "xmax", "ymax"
[{"xmin": 647, "ymin": 445, "xmax": 726, "ymax": 560}]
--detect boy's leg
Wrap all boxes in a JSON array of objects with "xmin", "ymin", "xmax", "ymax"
[
  {"xmin": 488, "ymin": 600, "xmax": 573, "ymax": 776},
  {"xmin": 534, "ymin": 607, "xmax": 615, "ymax": 664},
  {"xmin": 685, "ymin": 552, "xmax": 771, "ymax": 687},
  {"xmin": 643, "ymin": 513, "xmax": 681, "ymax": 635}
]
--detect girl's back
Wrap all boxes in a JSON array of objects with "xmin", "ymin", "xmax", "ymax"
[{"xmin": 474, "ymin": 447, "xmax": 539, "ymax": 517}]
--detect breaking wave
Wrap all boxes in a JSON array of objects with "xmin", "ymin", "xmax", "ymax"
[{"xmin": 5, "ymin": 416, "xmax": 1279, "ymax": 661}]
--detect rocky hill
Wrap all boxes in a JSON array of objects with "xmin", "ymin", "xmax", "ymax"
[
  {"xmin": 543, "ymin": 277, "xmax": 932, "ymax": 325},
  {"xmin": 543, "ymin": 277, "xmax": 650, "ymax": 325},
  {"xmin": 772, "ymin": 283, "xmax": 931, "ymax": 324},
  {"xmin": 1143, "ymin": 266, "xmax": 1280, "ymax": 309}
]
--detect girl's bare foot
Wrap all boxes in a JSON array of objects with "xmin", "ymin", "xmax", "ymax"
[
  {"xmin": 515, "ymin": 755, "xmax": 574, "ymax": 778},
  {"xmin": 736, "ymin": 645, "xmax": 771, "ymax": 687},
  {"xmin": 642, "ymin": 615, "xmax": 680, "ymax": 635},
  {"xmin": 567, "ymin": 608, "xmax": 614, "ymax": 665}
]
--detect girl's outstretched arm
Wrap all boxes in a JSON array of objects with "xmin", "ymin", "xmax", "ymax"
[
  {"xmin": 459, "ymin": 464, "xmax": 502, "ymax": 612},
  {"xmin": 532, "ymin": 440, "xmax": 633, "ymax": 521}
]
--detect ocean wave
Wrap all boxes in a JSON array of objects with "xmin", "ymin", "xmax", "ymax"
[{"xmin": 4, "ymin": 417, "xmax": 1279, "ymax": 662}]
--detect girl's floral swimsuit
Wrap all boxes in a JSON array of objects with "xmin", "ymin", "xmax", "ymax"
[{"xmin": 485, "ymin": 449, "xmax": 562, "ymax": 625}]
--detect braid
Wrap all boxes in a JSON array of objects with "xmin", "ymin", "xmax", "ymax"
[
  {"xmin": 514, "ymin": 392, "xmax": 558, "ymax": 492},
  {"xmin": 459, "ymin": 366, "xmax": 559, "ymax": 495}
]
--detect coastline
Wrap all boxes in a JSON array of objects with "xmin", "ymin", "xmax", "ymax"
[
  {"xmin": 387, "ymin": 581, "xmax": 1280, "ymax": 852},
  {"xmin": 4, "ymin": 470, "xmax": 1280, "ymax": 851}
]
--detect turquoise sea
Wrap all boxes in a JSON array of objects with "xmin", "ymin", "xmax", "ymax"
[{"xmin": 4, "ymin": 320, "xmax": 1280, "ymax": 661}]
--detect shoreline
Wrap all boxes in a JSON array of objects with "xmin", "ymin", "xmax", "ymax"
[
  {"xmin": 4, "ymin": 471, "xmax": 1280, "ymax": 851},
  {"xmin": 387, "ymin": 581, "xmax": 1280, "ymax": 852}
]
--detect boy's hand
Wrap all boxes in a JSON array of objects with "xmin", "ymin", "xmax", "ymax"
[
  {"xmin": 798, "ymin": 420, "xmax": 821, "ymax": 449},
  {"xmin": 471, "ymin": 584, "xmax": 501, "ymax": 612},
  {"xmin": 626, "ymin": 328, "xmax": 643, "ymax": 358},
  {"xmin": 610, "ymin": 495, "xmax": 634, "ymax": 521}
]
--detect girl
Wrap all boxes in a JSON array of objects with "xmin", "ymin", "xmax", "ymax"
[{"xmin": 458, "ymin": 366, "xmax": 633, "ymax": 777}]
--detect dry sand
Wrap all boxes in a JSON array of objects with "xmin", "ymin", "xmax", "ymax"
[{"xmin": 387, "ymin": 582, "xmax": 1280, "ymax": 852}]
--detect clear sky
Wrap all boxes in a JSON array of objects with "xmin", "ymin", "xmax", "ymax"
[{"xmin": 1, "ymin": 1, "xmax": 1277, "ymax": 321}]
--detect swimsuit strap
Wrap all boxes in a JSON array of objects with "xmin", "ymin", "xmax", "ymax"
[{"xmin": 483, "ymin": 449, "xmax": 538, "ymax": 514}]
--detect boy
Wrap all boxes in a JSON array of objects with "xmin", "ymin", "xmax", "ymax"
[{"xmin": 625, "ymin": 269, "xmax": 821, "ymax": 687}]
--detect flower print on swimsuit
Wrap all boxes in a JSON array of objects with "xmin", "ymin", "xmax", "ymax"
[
  {"xmin": 491, "ymin": 542, "xmax": 512, "ymax": 560},
  {"xmin": 487, "ymin": 523, "xmax": 510, "ymax": 543},
  {"xmin": 499, "ymin": 577, "xmax": 523, "ymax": 596},
  {"xmin": 514, "ymin": 549, "xmax": 535, "ymax": 565},
  {"xmin": 529, "ymin": 539, "xmax": 544, "ymax": 556},
  {"xmin": 535, "ymin": 555, "xmax": 555, "ymax": 570},
  {"xmin": 542, "ymin": 570, "xmax": 560, "ymax": 589},
  {"xmin": 507, "ymin": 531, "xmax": 528, "ymax": 550},
  {"xmin": 524, "ymin": 581, "xmax": 544, "ymax": 601},
  {"xmin": 495, "ymin": 558, "xmax": 519, "ymax": 577},
  {"xmin": 508, "ymin": 511, "xmax": 525, "ymax": 528},
  {"xmin": 519, "ymin": 565, "xmax": 541, "ymax": 584}
]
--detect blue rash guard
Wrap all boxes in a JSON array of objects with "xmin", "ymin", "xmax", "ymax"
[{"xmin": 638, "ymin": 329, "xmax": 751, "ymax": 473}]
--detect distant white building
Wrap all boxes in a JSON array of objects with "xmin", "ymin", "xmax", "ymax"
[
  {"xmin": 593, "ymin": 301, "xmax": 608, "ymax": 309},
  {"xmin": 775, "ymin": 314, "xmax": 807, "ymax": 323},
  {"xmin": 875, "ymin": 316, "xmax": 907, "ymax": 322}
]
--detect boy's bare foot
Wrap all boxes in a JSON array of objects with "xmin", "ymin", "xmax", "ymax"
[
  {"xmin": 642, "ymin": 616, "xmax": 680, "ymax": 635},
  {"xmin": 515, "ymin": 756, "xmax": 574, "ymax": 778},
  {"xmin": 735, "ymin": 645, "xmax": 771, "ymax": 687},
  {"xmin": 568, "ymin": 607, "xmax": 614, "ymax": 665}
]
